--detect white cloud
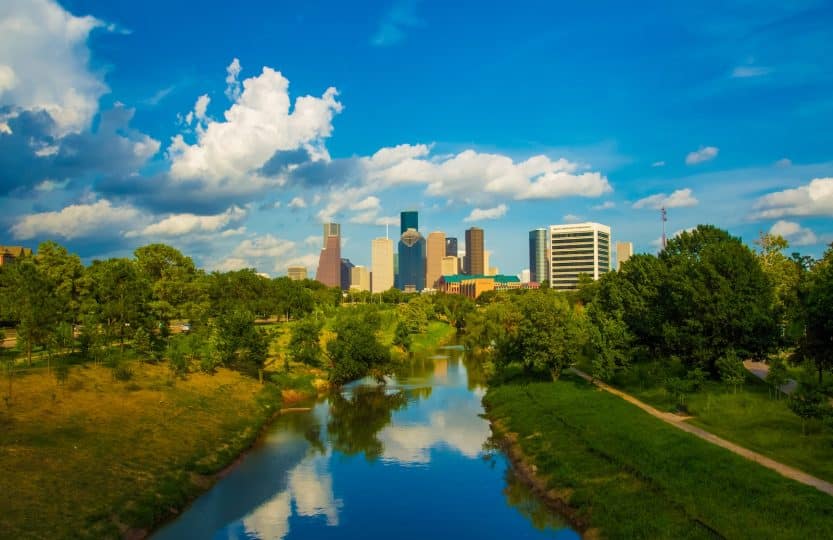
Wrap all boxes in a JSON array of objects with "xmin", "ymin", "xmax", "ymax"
[
  {"xmin": 224, "ymin": 58, "xmax": 242, "ymax": 101},
  {"xmin": 127, "ymin": 205, "xmax": 246, "ymax": 238},
  {"xmin": 213, "ymin": 234, "xmax": 317, "ymax": 276},
  {"xmin": 350, "ymin": 196, "xmax": 380, "ymax": 211},
  {"xmin": 464, "ymin": 204, "xmax": 508, "ymax": 222},
  {"xmin": 34, "ymin": 178, "xmax": 69, "ymax": 192},
  {"xmin": 633, "ymin": 188, "xmax": 698, "ymax": 209},
  {"xmin": 11, "ymin": 199, "xmax": 142, "ymax": 240},
  {"xmin": 752, "ymin": 177, "xmax": 833, "ymax": 218},
  {"xmin": 775, "ymin": 158, "xmax": 792, "ymax": 168},
  {"xmin": 769, "ymin": 220, "xmax": 818, "ymax": 246},
  {"xmin": 0, "ymin": 0, "xmax": 110, "ymax": 134},
  {"xmin": 288, "ymin": 196, "xmax": 307, "ymax": 208},
  {"xmin": 562, "ymin": 213, "xmax": 583, "ymax": 223},
  {"xmin": 304, "ymin": 235, "xmax": 320, "ymax": 246},
  {"xmin": 193, "ymin": 94, "xmax": 210, "ymax": 121},
  {"xmin": 374, "ymin": 215, "xmax": 399, "ymax": 226},
  {"xmin": 651, "ymin": 161, "xmax": 666, "ymax": 167},
  {"xmin": 731, "ymin": 65, "xmax": 773, "ymax": 78},
  {"xmin": 167, "ymin": 61, "xmax": 343, "ymax": 196},
  {"xmin": 592, "ymin": 201, "xmax": 615, "ymax": 210},
  {"xmin": 685, "ymin": 146, "xmax": 719, "ymax": 165}
]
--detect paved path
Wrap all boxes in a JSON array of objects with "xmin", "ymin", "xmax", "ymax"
[
  {"xmin": 568, "ymin": 367, "xmax": 833, "ymax": 497},
  {"xmin": 743, "ymin": 360, "xmax": 798, "ymax": 394}
]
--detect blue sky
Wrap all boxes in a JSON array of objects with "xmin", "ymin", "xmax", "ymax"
[{"xmin": 1, "ymin": 0, "xmax": 832, "ymax": 275}]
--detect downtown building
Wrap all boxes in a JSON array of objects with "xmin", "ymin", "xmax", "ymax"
[
  {"xmin": 396, "ymin": 210, "xmax": 426, "ymax": 292},
  {"xmin": 425, "ymin": 231, "xmax": 446, "ymax": 289},
  {"xmin": 528, "ymin": 228, "xmax": 548, "ymax": 284},
  {"xmin": 314, "ymin": 223, "xmax": 341, "ymax": 288},
  {"xmin": 549, "ymin": 222, "xmax": 611, "ymax": 290},
  {"xmin": 616, "ymin": 241, "xmax": 633, "ymax": 270},
  {"xmin": 371, "ymin": 237, "xmax": 394, "ymax": 293},
  {"xmin": 464, "ymin": 227, "xmax": 484, "ymax": 275},
  {"xmin": 287, "ymin": 266, "xmax": 307, "ymax": 281}
]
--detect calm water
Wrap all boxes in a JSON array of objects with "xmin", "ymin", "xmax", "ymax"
[{"xmin": 153, "ymin": 346, "xmax": 579, "ymax": 540}]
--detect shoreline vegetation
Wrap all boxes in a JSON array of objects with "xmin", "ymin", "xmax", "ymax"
[{"xmin": 484, "ymin": 375, "xmax": 833, "ymax": 539}]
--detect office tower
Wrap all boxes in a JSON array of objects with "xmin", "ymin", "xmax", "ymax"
[
  {"xmin": 441, "ymin": 256, "xmax": 458, "ymax": 277},
  {"xmin": 519, "ymin": 269, "xmax": 531, "ymax": 283},
  {"xmin": 315, "ymin": 222, "xmax": 341, "ymax": 287},
  {"xmin": 484, "ymin": 250, "xmax": 492, "ymax": 275},
  {"xmin": 464, "ymin": 227, "xmax": 484, "ymax": 275},
  {"xmin": 397, "ymin": 228, "xmax": 426, "ymax": 291},
  {"xmin": 528, "ymin": 228, "xmax": 548, "ymax": 284},
  {"xmin": 371, "ymin": 237, "xmax": 394, "ymax": 293},
  {"xmin": 350, "ymin": 266, "xmax": 371, "ymax": 292},
  {"xmin": 287, "ymin": 266, "xmax": 307, "ymax": 281},
  {"xmin": 322, "ymin": 223, "xmax": 340, "ymax": 246},
  {"xmin": 426, "ymin": 231, "xmax": 446, "ymax": 289},
  {"xmin": 400, "ymin": 210, "xmax": 418, "ymax": 234},
  {"xmin": 549, "ymin": 222, "xmax": 611, "ymax": 290},
  {"xmin": 445, "ymin": 237, "xmax": 458, "ymax": 257},
  {"xmin": 340, "ymin": 258, "xmax": 355, "ymax": 291},
  {"xmin": 616, "ymin": 241, "xmax": 634, "ymax": 270}
]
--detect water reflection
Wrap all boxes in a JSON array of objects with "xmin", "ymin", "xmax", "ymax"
[{"xmin": 153, "ymin": 345, "xmax": 577, "ymax": 540}]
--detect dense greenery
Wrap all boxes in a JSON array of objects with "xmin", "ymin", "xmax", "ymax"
[{"xmin": 485, "ymin": 376, "xmax": 833, "ymax": 539}]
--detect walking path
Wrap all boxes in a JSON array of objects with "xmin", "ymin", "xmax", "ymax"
[
  {"xmin": 743, "ymin": 360, "xmax": 798, "ymax": 394},
  {"xmin": 568, "ymin": 367, "xmax": 833, "ymax": 497}
]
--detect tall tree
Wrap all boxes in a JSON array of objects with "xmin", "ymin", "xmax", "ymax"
[
  {"xmin": 86, "ymin": 258, "xmax": 151, "ymax": 351},
  {"xmin": 134, "ymin": 244, "xmax": 208, "ymax": 323},
  {"xmin": 795, "ymin": 245, "xmax": 833, "ymax": 384},
  {"xmin": 0, "ymin": 258, "xmax": 59, "ymax": 365}
]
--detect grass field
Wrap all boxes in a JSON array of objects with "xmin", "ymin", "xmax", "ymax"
[
  {"xmin": 604, "ymin": 363, "xmax": 833, "ymax": 483},
  {"xmin": 0, "ymin": 362, "xmax": 282, "ymax": 539},
  {"xmin": 485, "ymin": 375, "xmax": 833, "ymax": 540}
]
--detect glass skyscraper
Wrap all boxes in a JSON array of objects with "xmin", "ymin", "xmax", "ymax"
[
  {"xmin": 400, "ymin": 210, "xmax": 418, "ymax": 234},
  {"xmin": 445, "ymin": 237, "xmax": 458, "ymax": 257},
  {"xmin": 397, "ymin": 228, "xmax": 426, "ymax": 291},
  {"xmin": 529, "ymin": 228, "xmax": 548, "ymax": 284}
]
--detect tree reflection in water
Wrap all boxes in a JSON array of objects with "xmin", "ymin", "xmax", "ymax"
[{"xmin": 327, "ymin": 385, "xmax": 410, "ymax": 461}]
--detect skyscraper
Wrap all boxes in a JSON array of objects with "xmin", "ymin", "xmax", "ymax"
[
  {"xmin": 441, "ymin": 256, "xmax": 458, "ymax": 276},
  {"xmin": 528, "ymin": 228, "xmax": 548, "ymax": 284},
  {"xmin": 464, "ymin": 227, "xmax": 484, "ymax": 275},
  {"xmin": 400, "ymin": 210, "xmax": 418, "ymax": 234},
  {"xmin": 340, "ymin": 258, "xmax": 355, "ymax": 291},
  {"xmin": 445, "ymin": 237, "xmax": 458, "ymax": 257},
  {"xmin": 426, "ymin": 231, "xmax": 446, "ymax": 289},
  {"xmin": 616, "ymin": 241, "xmax": 633, "ymax": 270},
  {"xmin": 371, "ymin": 237, "xmax": 394, "ymax": 293},
  {"xmin": 549, "ymin": 222, "xmax": 611, "ymax": 290},
  {"xmin": 287, "ymin": 266, "xmax": 307, "ymax": 281},
  {"xmin": 350, "ymin": 266, "xmax": 370, "ymax": 292},
  {"xmin": 397, "ymin": 228, "xmax": 426, "ymax": 291},
  {"xmin": 315, "ymin": 222, "xmax": 341, "ymax": 288}
]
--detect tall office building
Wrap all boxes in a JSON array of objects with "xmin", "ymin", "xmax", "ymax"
[
  {"xmin": 315, "ymin": 222, "xmax": 341, "ymax": 287},
  {"xmin": 549, "ymin": 222, "xmax": 611, "ymax": 290},
  {"xmin": 287, "ymin": 266, "xmax": 307, "ymax": 281},
  {"xmin": 484, "ymin": 250, "xmax": 492, "ymax": 275},
  {"xmin": 616, "ymin": 241, "xmax": 633, "ymax": 270},
  {"xmin": 340, "ymin": 258, "xmax": 355, "ymax": 291},
  {"xmin": 400, "ymin": 210, "xmax": 418, "ymax": 234},
  {"xmin": 397, "ymin": 228, "xmax": 426, "ymax": 291},
  {"xmin": 350, "ymin": 266, "xmax": 371, "ymax": 292},
  {"xmin": 445, "ymin": 237, "xmax": 458, "ymax": 257},
  {"xmin": 441, "ymin": 256, "xmax": 458, "ymax": 277},
  {"xmin": 371, "ymin": 237, "xmax": 394, "ymax": 293},
  {"xmin": 528, "ymin": 228, "xmax": 548, "ymax": 284},
  {"xmin": 464, "ymin": 227, "xmax": 484, "ymax": 275},
  {"xmin": 426, "ymin": 231, "xmax": 446, "ymax": 289}
]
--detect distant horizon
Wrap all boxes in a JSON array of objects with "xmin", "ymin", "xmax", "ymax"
[{"xmin": 2, "ymin": 0, "xmax": 831, "ymax": 276}]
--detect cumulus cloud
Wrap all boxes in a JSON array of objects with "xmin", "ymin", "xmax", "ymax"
[
  {"xmin": 127, "ymin": 205, "xmax": 246, "ymax": 238},
  {"xmin": 685, "ymin": 146, "xmax": 719, "ymax": 165},
  {"xmin": 193, "ymin": 94, "xmax": 210, "ymax": 122},
  {"xmin": 562, "ymin": 213, "xmax": 583, "ymax": 223},
  {"xmin": 752, "ymin": 177, "xmax": 833, "ymax": 218},
  {"xmin": 464, "ymin": 204, "xmax": 508, "ymax": 222},
  {"xmin": 212, "ymin": 234, "xmax": 317, "ymax": 275},
  {"xmin": 287, "ymin": 196, "xmax": 307, "ymax": 209},
  {"xmin": 167, "ymin": 61, "xmax": 343, "ymax": 197},
  {"xmin": 11, "ymin": 199, "xmax": 142, "ymax": 240},
  {"xmin": 769, "ymin": 220, "xmax": 818, "ymax": 246},
  {"xmin": 0, "ymin": 0, "xmax": 110, "ymax": 135},
  {"xmin": 350, "ymin": 196, "xmax": 381, "ymax": 211},
  {"xmin": 633, "ymin": 188, "xmax": 698, "ymax": 210},
  {"xmin": 224, "ymin": 58, "xmax": 242, "ymax": 101}
]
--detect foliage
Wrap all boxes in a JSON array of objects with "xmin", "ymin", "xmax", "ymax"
[
  {"xmin": 766, "ymin": 356, "xmax": 789, "ymax": 398},
  {"xmin": 326, "ymin": 307, "xmax": 391, "ymax": 385},
  {"xmin": 212, "ymin": 310, "xmax": 269, "ymax": 377},
  {"xmin": 288, "ymin": 317, "xmax": 323, "ymax": 366},
  {"xmin": 392, "ymin": 320, "xmax": 412, "ymax": 351},
  {"xmin": 793, "ymin": 245, "xmax": 833, "ymax": 384},
  {"xmin": 716, "ymin": 350, "xmax": 746, "ymax": 392},
  {"xmin": 788, "ymin": 384, "xmax": 832, "ymax": 435}
]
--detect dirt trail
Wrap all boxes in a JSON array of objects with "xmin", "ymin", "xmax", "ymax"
[{"xmin": 569, "ymin": 367, "xmax": 833, "ymax": 497}]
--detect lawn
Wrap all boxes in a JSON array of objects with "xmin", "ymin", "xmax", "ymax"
[
  {"xmin": 485, "ymin": 375, "xmax": 833, "ymax": 539},
  {"xmin": 605, "ymin": 362, "xmax": 833, "ymax": 483},
  {"xmin": 0, "ymin": 362, "xmax": 282, "ymax": 539}
]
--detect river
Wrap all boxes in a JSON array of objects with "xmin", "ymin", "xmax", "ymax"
[{"xmin": 152, "ymin": 345, "xmax": 579, "ymax": 539}]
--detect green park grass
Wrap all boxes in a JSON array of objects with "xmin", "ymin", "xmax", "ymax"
[
  {"xmin": 604, "ymin": 363, "xmax": 833, "ymax": 484},
  {"xmin": 484, "ymin": 375, "xmax": 833, "ymax": 539}
]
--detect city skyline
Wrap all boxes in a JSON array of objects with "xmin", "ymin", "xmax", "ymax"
[{"xmin": 1, "ymin": 1, "xmax": 832, "ymax": 278}]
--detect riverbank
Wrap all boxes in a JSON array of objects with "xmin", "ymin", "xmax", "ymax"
[
  {"xmin": 0, "ymin": 363, "xmax": 314, "ymax": 539},
  {"xmin": 484, "ymin": 374, "xmax": 833, "ymax": 539}
]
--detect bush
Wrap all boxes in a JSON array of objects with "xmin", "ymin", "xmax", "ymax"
[
  {"xmin": 716, "ymin": 350, "xmax": 745, "ymax": 392},
  {"xmin": 112, "ymin": 362, "xmax": 134, "ymax": 382}
]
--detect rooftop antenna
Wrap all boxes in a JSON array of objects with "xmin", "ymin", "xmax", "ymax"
[{"xmin": 661, "ymin": 207, "xmax": 668, "ymax": 250}]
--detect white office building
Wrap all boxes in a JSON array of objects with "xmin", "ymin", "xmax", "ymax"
[{"xmin": 549, "ymin": 222, "xmax": 611, "ymax": 290}]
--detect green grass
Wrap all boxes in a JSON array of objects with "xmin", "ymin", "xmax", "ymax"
[
  {"xmin": 604, "ymin": 363, "xmax": 833, "ymax": 484},
  {"xmin": 485, "ymin": 375, "xmax": 833, "ymax": 540},
  {"xmin": 409, "ymin": 321, "xmax": 456, "ymax": 354}
]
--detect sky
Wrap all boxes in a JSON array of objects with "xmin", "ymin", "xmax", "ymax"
[{"xmin": 1, "ymin": 0, "xmax": 832, "ymax": 276}]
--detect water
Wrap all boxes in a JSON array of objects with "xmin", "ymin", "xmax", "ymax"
[{"xmin": 153, "ymin": 347, "xmax": 579, "ymax": 540}]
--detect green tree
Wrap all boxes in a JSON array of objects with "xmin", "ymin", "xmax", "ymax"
[
  {"xmin": 788, "ymin": 384, "xmax": 831, "ymax": 435},
  {"xmin": 86, "ymin": 258, "xmax": 151, "ymax": 354},
  {"xmin": 288, "ymin": 317, "xmax": 323, "ymax": 366},
  {"xmin": 132, "ymin": 327, "xmax": 152, "ymax": 363},
  {"xmin": 213, "ymin": 309, "xmax": 269, "ymax": 376},
  {"xmin": 134, "ymin": 244, "xmax": 208, "ymax": 324},
  {"xmin": 35, "ymin": 241, "xmax": 86, "ymax": 327},
  {"xmin": 716, "ymin": 350, "xmax": 746, "ymax": 393},
  {"xmin": 327, "ymin": 307, "xmax": 391, "ymax": 385},
  {"xmin": 794, "ymin": 246, "xmax": 833, "ymax": 384},
  {"xmin": 0, "ymin": 258, "xmax": 59, "ymax": 365}
]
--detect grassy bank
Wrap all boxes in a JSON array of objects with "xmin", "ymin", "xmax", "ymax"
[
  {"xmin": 408, "ymin": 320, "xmax": 456, "ymax": 354},
  {"xmin": 0, "ymin": 363, "xmax": 288, "ymax": 539},
  {"xmin": 484, "ymin": 375, "xmax": 833, "ymax": 539},
  {"xmin": 603, "ymin": 364, "xmax": 833, "ymax": 483}
]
